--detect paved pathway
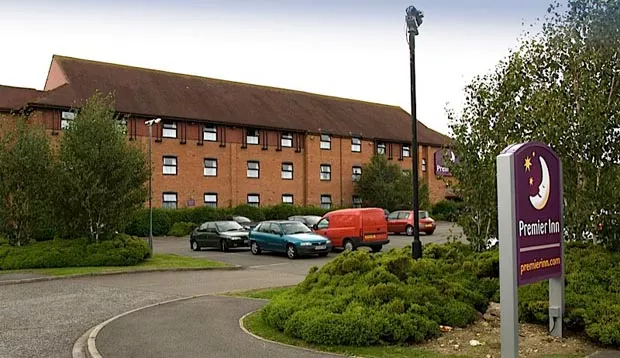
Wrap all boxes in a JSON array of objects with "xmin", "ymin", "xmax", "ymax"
[{"xmin": 97, "ymin": 295, "xmax": 334, "ymax": 358}]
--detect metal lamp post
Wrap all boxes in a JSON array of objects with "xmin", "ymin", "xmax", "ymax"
[
  {"xmin": 406, "ymin": 5, "xmax": 423, "ymax": 259},
  {"xmin": 145, "ymin": 117, "xmax": 161, "ymax": 254}
]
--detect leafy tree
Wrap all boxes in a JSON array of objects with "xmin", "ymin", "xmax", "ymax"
[
  {"xmin": 0, "ymin": 116, "xmax": 54, "ymax": 246},
  {"xmin": 448, "ymin": 0, "xmax": 620, "ymax": 251},
  {"xmin": 54, "ymin": 92, "xmax": 149, "ymax": 242},
  {"xmin": 354, "ymin": 154, "xmax": 430, "ymax": 212}
]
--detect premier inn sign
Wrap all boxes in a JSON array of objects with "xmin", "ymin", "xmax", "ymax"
[
  {"xmin": 434, "ymin": 149, "xmax": 457, "ymax": 177},
  {"xmin": 496, "ymin": 141, "xmax": 564, "ymax": 357}
]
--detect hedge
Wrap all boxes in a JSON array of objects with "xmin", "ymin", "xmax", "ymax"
[
  {"xmin": 168, "ymin": 222, "xmax": 197, "ymax": 237},
  {"xmin": 260, "ymin": 241, "xmax": 620, "ymax": 348},
  {"xmin": 0, "ymin": 234, "xmax": 149, "ymax": 270},
  {"xmin": 124, "ymin": 204, "xmax": 333, "ymax": 237},
  {"xmin": 430, "ymin": 200, "xmax": 466, "ymax": 222}
]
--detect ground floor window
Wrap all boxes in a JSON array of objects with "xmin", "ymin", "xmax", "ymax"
[
  {"xmin": 320, "ymin": 195, "xmax": 332, "ymax": 209},
  {"xmin": 162, "ymin": 192, "xmax": 177, "ymax": 209},
  {"xmin": 282, "ymin": 194, "xmax": 294, "ymax": 204},
  {"xmin": 247, "ymin": 194, "xmax": 260, "ymax": 207},
  {"xmin": 204, "ymin": 193, "xmax": 217, "ymax": 208},
  {"xmin": 352, "ymin": 195, "xmax": 362, "ymax": 208}
]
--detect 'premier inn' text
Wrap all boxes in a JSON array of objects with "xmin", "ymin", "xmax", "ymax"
[{"xmin": 519, "ymin": 219, "xmax": 561, "ymax": 237}]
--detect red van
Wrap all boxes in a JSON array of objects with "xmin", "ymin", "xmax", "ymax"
[{"xmin": 313, "ymin": 208, "xmax": 389, "ymax": 252}]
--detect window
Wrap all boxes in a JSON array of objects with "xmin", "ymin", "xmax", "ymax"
[
  {"xmin": 162, "ymin": 121, "xmax": 177, "ymax": 138},
  {"xmin": 320, "ymin": 195, "xmax": 332, "ymax": 209},
  {"xmin": 204, "ymin": 158, "xmax": 217, "ymax": 176},
  {"xmin": 247, "ymin": 161, "xmax": 259, "ymax": 178},
  {"xmin": 204, "ymin": 193, "xmax": 218, "ymax": 208},
  {"xmin": 352, "ymin": 196, "xmax": 362, "ymax": 208},
  {"xmin": 320, "ymin": 164, "xmax": 331, "ymax": 181},
  {"xmin": 398, "ymin": 211, "xmax": 411, "ymax": 219},
  {"xmin": 352, "ymin": 166, "xmax": 362, "ymax": 181},
  {"xmin": 351, "ymin": 137, "xmax": 361, "ymax": 152},
  {"xmin": 162, "ymin": 192, "xmax": 177, "ymax": 209},
  {"xmin": 317, "ymin": 218, "xmax": 329, "ymax": 229},
  {"xmin": 162, "ymin": 156, "xmax": 177, "ymax": 175},
  {"xmin": 320, "ymin": 134, "xmax": 331, "ymax": 150},
  {"xmin": 282, "ymin": 194, "xmax": 294, "ymax": 204},
  {"xmin": 203, "ymin": 125, "xmax": 217, "ymax": 141},
  {"xmin": 403, "ymin": 145, "xmax": 411, "ymax": 157},
  {"xmin": 281, "ymin": 133, "xmax": 293, "ymax": 147},
  {"xmin": 247, "ymin": 194, "xmax": 260, "ymax": 207},
  {"xmin": 377, "ymin": 142, "xmax": 386, "ymax": 155},
  {"xmin": 281, "ymin": 162, "xmax": 293, "ymax": 180},
  {"xmin": 247, "ymin": 129, "xmax": 259, "ymax": 145},
  {"xmin": 387, "ymin": 211, "xmax": 400, "ymax": 220},
  {"xmin": 61, "ymin": 111, "xmax": 75, "ymax": 130},
  {"xmin": 402, "ymin": 169, "xmax": 411, "ymax": 176},
  {"xmin": 422, "ymin": 158, "xmax": 427, "ymax": 172}
]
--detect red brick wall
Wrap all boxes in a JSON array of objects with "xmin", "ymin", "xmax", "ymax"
[{"xmin": 2, "ymin": 109, "xmax": 453, "ymax": 208}]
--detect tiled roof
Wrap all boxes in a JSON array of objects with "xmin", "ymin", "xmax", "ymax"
[
  {"xmin": 0, "ymin": 85, "xmax": 43, "ymax": 112},
  {"xmin": 32, "ymin": 55, "xmax": 450, "ymax": 145}
]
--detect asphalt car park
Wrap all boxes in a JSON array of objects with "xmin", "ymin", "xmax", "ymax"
[{"xmin": 154, "ymin": 221, "xmax": 463, "ymax": 275}]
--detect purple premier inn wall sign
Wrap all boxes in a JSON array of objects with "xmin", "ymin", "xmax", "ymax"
[
  {"xmin": 505, "ymin": 142, "xmax": 563, "ymax": 286},
  {"xmin": 434, "ymin": 149, "xmax": 458, "ymax": 176}
]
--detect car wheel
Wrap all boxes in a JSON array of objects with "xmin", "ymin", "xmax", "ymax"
[
  {"xmin": 406, "ymin": 225, "xmax": 414, "ymax": 236},
  {"xmin": 371, "ymin": 245, "xmax": 382, "ymax": 253},
  {"xmin": 286, "ymin": 244, "xmax": 298, "ymax": 260},
  {"xmin": 250, "ymin": 241, "xmax": 261, "ymax": 255},
  {"xmin": 191, "ymin": 240, "xmax": 200, "ymax": 251},
  {"xmin": 343, "ymin": 239, "xmax": 356, "ymax": 252},
  {"xmin": 318, "ymin": 252, "xmax": 329, "ymax": 257},
  {"xmin": 220, "ymin": 239, "xmax": 229, "ymax": 252}
]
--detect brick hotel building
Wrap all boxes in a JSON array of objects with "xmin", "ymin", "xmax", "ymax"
[{"xmin": 0, "ymin": 55, "xmax": 454, "ymax": 209}]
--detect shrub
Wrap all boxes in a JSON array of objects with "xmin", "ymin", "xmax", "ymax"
[
  {"xmin": 167, "ymin": 222, "xmax": 197, "ymax": 237},
  {"xmin": 431, "ymin": 200, "xmax": 465, "ymax": 222},
  {"xmin": 0, "ymin": 234, "xmax": 149, "ymax": 270},
  {"xmin": 124, "ymin": 209, "xmax": 172, "ymax": 237}
]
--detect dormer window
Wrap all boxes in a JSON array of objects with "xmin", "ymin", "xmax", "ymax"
[
  {"xmin": 320, "ymin": 134, "xmax": 331, "ymax": 150},
  {"xmin": 247, "ymin": 129, "xmax": 259, "ymax": 145},
  {"xmin": 377, "ymin": 142, "xmax": 386, "ymax": 155},
  {"xmin": 281, "ymin": 132, "xmax": 293, "ymax": 147},
  {"xmin": 162, "ymin": 121, "xmax": 177, "ymax": 138},
  {"xmin": 203, "ymin": 125, "xmax": 217, "ymax": 141}
]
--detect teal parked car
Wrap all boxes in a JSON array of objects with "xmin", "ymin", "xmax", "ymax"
[{"xmin": 249, "ymin": 220, "xmax": 331, "ymax": 259}]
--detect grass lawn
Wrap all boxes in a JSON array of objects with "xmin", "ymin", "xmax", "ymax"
[
  {"xmin": 0, "ymin": 253, "xmax": 228, "ymax": 276},
  {"xmin": 236, "ymin": 288, "xmax": 590, "ymax": 358}
]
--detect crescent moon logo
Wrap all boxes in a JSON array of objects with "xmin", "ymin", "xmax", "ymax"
[{"xmin": 529, "ymin": 156, "xmax": 551, "ymax": 210}]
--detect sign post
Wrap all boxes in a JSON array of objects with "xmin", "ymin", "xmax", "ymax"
[{"xmin": 497, "ymin": 142, "xmax": 564, "ymax": 357}]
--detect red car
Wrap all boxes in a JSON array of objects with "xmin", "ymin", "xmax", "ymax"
[{"xmin": 387, "ymin": 210, "xmax": 436, "ymax": 235}]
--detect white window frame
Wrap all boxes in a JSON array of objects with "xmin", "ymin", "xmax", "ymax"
[
  {"xmin": 247, "ymin": 129, "xmax": 259, "ymax": 145},
  {"xmin": 352, "ymin": 166, "xmax": 362, "ymax": 181},
  {"xmin": 282, "ymin": 194, "xmax": 294, "ymax": 204},
  {"xmin": 61, "ymin": 111, "xmax": 75, "ymax": 130},
  {"xmin": 403, "ymin": 145, "xmax": 411, "ymax": 157},
  {"xmin": 163, "ymin": 156, "xmax": 177, "ymax": 175},
  {"xmin": 247, "ymin": 161, "xmax": 260, "ymax": 178},
  {"xmin": 320, "ymin": 164, "xmax": 331, "ymax": 181},
  {"xmin": 421, "ymin": 158, "xmax": 427, "ymax": 172},
  {"xmin": 351, "ymin": 137, "xmax": 361, "ymax": 152},
  {"xmin": 320, "ymin": 134, "xmax": 331, "ymax": 150},
  {"xmin": 281, "ymin": 132, "xmax": 293, "ymax": 148},
  {"xmin": 204, "ymin": 158, "xmax": 217, "ymax": 177},
  {"xmin": 162, "ymin": 121, "xmax": 177, "ymax": 138},
  {"xmin": 247, "ymin": 194, "xmax": 260, "ymax": 207},
  {"xmin": 204, "ymin": 193, "xmax": 218, "ymax": 208},
  {"xmin": 281, "ymin": 163, "xmax": 293, "ymax": 180},
  {"xmin": 203, "ymin": 125, "xmax": 217, "ymax": 141},
  {"xmin": 377, "ymin": 142, "xmax": 386, "ymax": 155},
  {"xmin": 352, "ymin": 196, "xmax": 362, "ymax": 208},
  {"xmin": 162, "ymin": 192, "xmax": 178, "ymax": 209},
  {"xmin": 320, "ymin": 195, "xmax": 332, "ymax": 209}
]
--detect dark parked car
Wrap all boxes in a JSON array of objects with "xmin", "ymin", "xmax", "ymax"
[
  {"xmin": 249, "ymin": 221, "xmax": 331, "ymax": 259},
  {"xmin": 232, "ymin": 216, "xmax": 260, "ymax": 231},
  {"xmin": 190, "ymin": 221, "xmax": 250, "ymax": 252},
  {"xmin": 288, "ymin": 215, "xmax": 322, "ymax": 228}
]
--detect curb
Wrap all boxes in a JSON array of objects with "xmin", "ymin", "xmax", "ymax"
[
  {"xmin": 0, "ymin": 265, "xmax": 244, "ymax": 286},
  {"xmin": 238, "ymin": 310, "xmax": 355, "ymax": 357}
]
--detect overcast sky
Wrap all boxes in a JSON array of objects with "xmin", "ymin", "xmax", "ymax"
[{"xmin": 1, "ymin": 0, "xmax": 558, "ymax": 135}]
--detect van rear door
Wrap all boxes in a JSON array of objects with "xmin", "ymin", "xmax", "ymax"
[{"xmin": 361, "ymin": 209, "xmax": 388, "ymax": 243}]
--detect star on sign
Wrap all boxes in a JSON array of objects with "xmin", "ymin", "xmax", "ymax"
[{"xmin": 524, "ymin": 156, "xmax": 532, "ymax": 171}]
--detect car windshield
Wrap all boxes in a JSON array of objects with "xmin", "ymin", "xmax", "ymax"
[
  {"xmin": 216, "ymin": 221, "xmax": 243, "ymax": 231},
  {"xmin": 234, "ymin": 216, "xmax": 251, "ymax": 223},
  {"xmin": 304, "ymin": 216, "xmax": 321, "ymax": 225},
  {"xmin": 418, "ymin": 211, "xmax": 429, "ymax": 219},
  {"xmin": 281, "ymin": 222, "xmax": 312, "ymax": 235}
]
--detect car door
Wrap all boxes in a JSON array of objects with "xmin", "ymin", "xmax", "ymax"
[
  {"xmin": 386, "ymin": 211, "xmax": 400, "ymax": 232},
  {"xmin": 194, "ymin": 223, "xmax": 208, "ymax": 246},
  {"xmin": 205, "ymin": 222, "xmax": 218, "ymax": 248},
  {"xmin": 270, "ymin": 223, "xmax": 287, "ymax": 252},
  {"xmin": 397, "ymin": 211, "xmax": 411, "ymax": 232},
  {"xmin": 253, "ymin": 223, "xmax": 275, "ymax": 251}
]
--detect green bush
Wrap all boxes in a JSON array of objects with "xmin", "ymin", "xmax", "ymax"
[
  {"xmin": 0, "ymin": 234, "xmax": 149, "ymax": 270},
  {"xmin": 167, "ymin": 222, "xmax": 197, "ymax": 237},
  {"xmin": 123, "ymin": 204, "xmax": 332, "ymax": 237},
  {"xmin": 431, "ymin": 200, "xmax": 465, "ymax": 222},
  {"xmin": 261, "ymin": 245, "xmax": 497, "ymax": 346}
]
